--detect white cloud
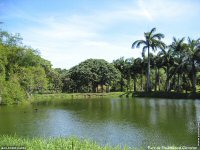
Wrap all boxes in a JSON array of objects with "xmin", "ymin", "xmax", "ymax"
[
  {"xmin": 5, "ymin": 0, "xmax": 199, "ymax": 69},
  {"xmin": 138, "ymin": 0, "xmax": 199, "ymax": 21}
]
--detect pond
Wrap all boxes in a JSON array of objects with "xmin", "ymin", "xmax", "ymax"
[{"xmin": 0, "ymin": 97, "xmax": 199, "ymax": 148}]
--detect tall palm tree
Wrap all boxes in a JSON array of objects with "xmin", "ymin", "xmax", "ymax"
[
  {"xmin": 132, "ymin": 28, "xmax": 165, "ymax": 92},
  {"xmin": 185, "ymin": 37, "xmax": 200, "ymax": 93},
  {"xmin": 169, "ymin": 37, "xmax": 186, "ymax": 92}
]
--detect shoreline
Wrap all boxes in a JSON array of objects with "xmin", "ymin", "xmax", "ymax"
[
  {"xmin": 131, "ymin": 91, "xmax": 200, "ymax": 99},
  {"xmin": 1, "ymin": 91, "xmax": 199, "ymax": 105}
]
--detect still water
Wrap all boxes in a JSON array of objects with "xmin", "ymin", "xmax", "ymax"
[{"xmin": 0, "ymin": 98, "xmax": 199, "ymax": 148}]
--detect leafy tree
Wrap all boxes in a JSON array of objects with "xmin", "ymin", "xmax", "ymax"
[
  {"xmin": 69, "ymin": 59, "xmax": 121, "ymax": 93},
  {"xmin": 113, "ymin": 57, "xmax": 126, "ymax": 92}
]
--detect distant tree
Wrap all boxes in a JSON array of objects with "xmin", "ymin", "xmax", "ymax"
[
  {"xmin": 113, "ymin": 57, "xmax": 126, "ymax": 92},
  {"xmin": 69, "ymin": 59, "xmax": 121, "ymax": 93}
]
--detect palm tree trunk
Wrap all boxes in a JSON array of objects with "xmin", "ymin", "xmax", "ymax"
[
  {"xmin": 147, "ymin": 46, "xmax": 151, "ymax": 92},
  {"xmin": 192, "ymin": 62, "xmax": 196, "ymax": 93},
  {"xmin": 166, "ymin": 66, "xmax": 170, "ymax": 92},
  {"xmin": 155, "ymin": 68, "xmax": 157, "ymax": 92},
  {"xmin": 158, "ymin": 68, "xmax": 161, "ymax": 91},
  {"xmin": 177, "ymin": 73, "xmax": 180, "ymax": 92}
]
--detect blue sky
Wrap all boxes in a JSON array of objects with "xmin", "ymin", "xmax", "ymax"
[{"xmin": 1, "ymin": 0, "xmax": 200, "ymax": 69}]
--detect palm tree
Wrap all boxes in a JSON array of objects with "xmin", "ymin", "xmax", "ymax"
[
  {"xmin": 158, "ymin": 47, "xmax": 174, "ymax": 92},
  {"xmin": 185, "ymin": 37, "xmax": 200, "ymax": 93},
  {"xmin": 169, "ymin": 37, "xmax": 186, "ymax": 92},
  {"xmin": 153, "ymin": 55, "xmax": 163, "ymax": 91},
  {"xmin": 132, "ymin": 28, "xmax": 165, "ymax": 92}
]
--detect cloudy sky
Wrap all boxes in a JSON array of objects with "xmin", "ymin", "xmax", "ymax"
[{"xmin": 1, "ymin": 0, "xmax": 200, "ymax": 69}]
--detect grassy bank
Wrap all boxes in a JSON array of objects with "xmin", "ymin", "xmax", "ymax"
[
  {"xmin": 30, "ymin": 92, "xmax": 124, "ymax": 103},
  {"xmin": 131, "ymin": 91, "xmax": 200, "ymax": 99},
  {"xmin": 0, "ymin": 135, "xmax": 135, "ymax": 150}
]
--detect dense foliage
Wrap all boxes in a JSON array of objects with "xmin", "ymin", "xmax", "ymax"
[
  {"xmin": 0, "ymin": 29, "xmax": 63, "ymax": 104},
  {"xmin": 64, "ymin": 59, "xmax": 121, "ymax": 93},
  {"xmin": 0, "ymin": 27, "xmax": 200, "ymax": 104}
]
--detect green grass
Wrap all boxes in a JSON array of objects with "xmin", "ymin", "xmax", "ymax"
[
  {"xmin": 0, "ymin": 135, "xmax": 137, "ymax": 150},
  {"xmin": 29, "ymin": 92, "xmax": 124, "ymax": 103},
  {"xmin": 131, "ymin": 91, "xmax": 200, "ymax": 99}
]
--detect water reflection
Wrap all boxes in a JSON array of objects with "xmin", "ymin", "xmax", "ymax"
[{"xmin": 0, "ymin": 98, "xmax": 198, "ymax": 147}]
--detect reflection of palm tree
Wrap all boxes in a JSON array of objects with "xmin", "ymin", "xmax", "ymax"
[
  {"xmin": 132, "ymin": 28, "xmax": 165, "ymax": 92},
  {"xmin": 185, "ymin": 37, "xmax": 200, "ymax": 93}
]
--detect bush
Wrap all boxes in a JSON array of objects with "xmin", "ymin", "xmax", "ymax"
[{"xmin": 0, "ymin": 79, "xmax": 27, "ymax": 104}]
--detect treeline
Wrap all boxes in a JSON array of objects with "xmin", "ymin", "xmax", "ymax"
[
  {"xmin": 131, "ymin": 28, "xmax": 200, "ymax": 93},
  {"xmin": 0, "ymin": 28, "xmax": 200, "ymax": 104},
  {"xmin": 63, "ymin": 28, "xmax": 200, "ymax": 94},
  {"xmin": 0, "ymin": 29, "xmax": 63, "ymax": 104}
]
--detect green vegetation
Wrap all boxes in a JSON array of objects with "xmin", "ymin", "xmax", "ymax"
[
  {"xmin": 0, "ymin": 27, "xmax": 200, "ymax": 105},
  {"xmin": 0, "ymin": 29, "xmax": 64, "ymax": 104},
  {"xmin": 30, "ymin": 92, "xmax": 124, "ymax": 103},
  {"xmin": 0, "ymin": 135, "xmax": 135, "ymax": 150},
  {"xmin": 67, "ymin": 59, "xmax": 121, "ymax": 93}
]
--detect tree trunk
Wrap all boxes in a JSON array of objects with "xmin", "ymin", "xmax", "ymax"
[
  {"xmin": 127, "ymin": 77, "xmax": 131, "ymax": 92},
  {"xmin": 96, "ymin": 87, "xmax": 98, "ymax": 93},
  {"xmin": 158, "ymin": 69, "xmax": 161, "ymax": 91},
  {"xmin": 134, "ymin": 78, "xmax": 137, "ymax": 93},
  {"xmin": 147, "ymin": 46, "xmax": 151, "ymax": 92},
  {"xmin": 155, "ymin": 68, "xmax": 157, "ymax": 92},
  {"xmin": 120, "ymin": 77, "xmax": 123, "ymax": 92},
  {"xmin": 92, "ymin": 84, "xmax": 97, "ymax": 93},
  {"xmin": 106, "ymin": 85, "xmax": 110, "ymax": 93},
  {"xmin": 177, "ymin": 73, "xmax": 181, "ymax": 92},
  {"xmin": 101, "ymin": 84, "xmax": 104, "ymax": 93},
  {"xmin": 192, "ymin": 62, "xmax": 196, "ymax": 93},
  {"xmin": 166, "ymin": 66, "xmax": 170, "ymax": 92}
]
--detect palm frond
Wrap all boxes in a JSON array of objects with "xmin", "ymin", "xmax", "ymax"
[
  {"xmin": 132, "ymin": 40, "xmax": 146, "ymax": 48},
  {"xmin": 188, "ymin": 37, "xmax": 192, "ymax": 44},
  {"xmin": 180, "ymin": 37, "xmax": 185, "ymax": 43},
  {"xmin": 152, "ymin": 33, "xmax": 165, "ymax": 40},
  {"xmin": 149, "ymin": 27, "xmax": 156, "ymax": 35},
  {"xmin": 142, "ymin": 46, "xmax": 148, "ymax": 57}
]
